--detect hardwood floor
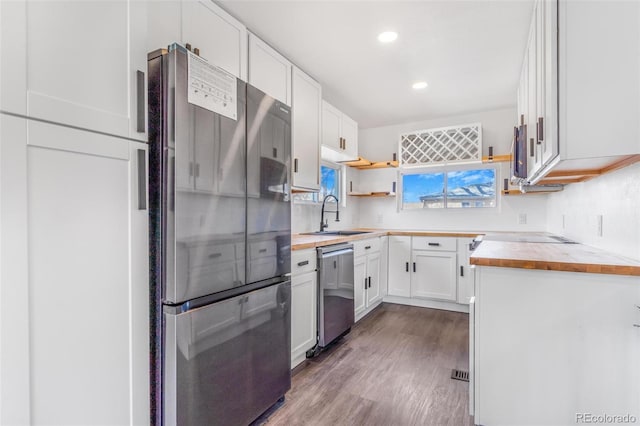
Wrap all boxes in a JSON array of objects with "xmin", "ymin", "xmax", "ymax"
[{"xmin": 266, "ymin": 303, "xmax": 473, "ymax": 426}]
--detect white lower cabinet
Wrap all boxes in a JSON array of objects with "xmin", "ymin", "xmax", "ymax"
[
  {"xmin": 354, "ymin": 237, "xmax": 382, "ymax": 321},
  {"xmin": 473, "ymin": 266, "xmax": 640, "ymax": 425},
  {"xmin": 354, "ymin": 256, "xmax": 367, "ymax": 315},
  {"xmin": 385, "ymin": 236, "xmax": 471, "ymax": 311},
  {"xmin": 290, "ymin": 249, "xmax": 317, "ymax": 368},
  {"xmin": 457, "ymin": 238, "xmax": 475, "ymax": 304},
  {"xmin": 411, "ymin": 250, "xmax": 457, "ymax": 301},
  {"xmin": 0, "ymin": 116, "xmax": 149, "ymax": 425},
  {"xmin": 388, "ymin": 236, "xmax": 411, "ymax": 297}
]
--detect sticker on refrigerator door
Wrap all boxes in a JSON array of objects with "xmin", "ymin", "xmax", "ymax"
[{"xmin": 187, "ymin": 51, "xmax": 237, "ymax": 120}]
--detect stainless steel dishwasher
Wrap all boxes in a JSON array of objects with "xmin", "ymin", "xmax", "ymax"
[{"xmin": 315, "ymin": 243, "xmax": 355, "ymax": 349}]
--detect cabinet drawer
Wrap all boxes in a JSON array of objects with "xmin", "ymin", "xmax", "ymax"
[
  {"xmin": 188, "ymin": 243, "xmax": 236, "ymax": 269},
  {"xmin": 353, "ymin": 237, "xmax": 380, "ymax": 257},
  {"xmin": 412, "ymin": 236, "xmax": 456, "ymax": 252},
  {"xmin": 249, "ymin": 240, "xmax": 277, "ymax": 259},
  {"xmin": 292, "ymin": 249, "xmax": 316, "ymax": 275}
]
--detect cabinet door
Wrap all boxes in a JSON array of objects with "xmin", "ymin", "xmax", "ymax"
[
  {"xmin": 526, "ymin": 19, "xmax": 542, "ymax": 178},
  {"xmin": 23, "ymin": 1, "xmax": 131, "ymax": 137},
  {"xmin": 388, "ymin": 236, "xmax": 411, "ymax": 297},
  {"xmin": 129, "ymin": 142, "xmax": 151, "ymax": 426},
  {"xmin": 411, "ymin": 251, "xmax": 457, "ymax": 301},
  {"xmin": 541, "ymin": 0, "xmax": 558, "ymax": 166},
  {"xmin": 457, "ymin": 238, "xmax": 475, "ymax": 304},
  {"xmin": 366, "ymin": 253, "xmax": 381, "ymax": 307},
  {"xmin": 379, "ymin": 237, "xmax": 389, "ymax": 298},
  {"xmin": 291, "ymin": 271, "xmax": 317, "ymax": 364},
  {"xmin": 291, "ymin": 67, "xmax": 321, "ymax": 191},
  {"xmin": 26, "ymin": 121, "xmax": 141, "ymax": 424},
  {"xmin": 182, "ymin": 0, "xmax": 247, "ymax": 80},
  {"xmin": 354, "ymin": 256, "xmax": 367, "ymax": 316},
  {"xmin": 248, "ymin": 33, "xmax": 292, "ymax": 106},
  {"xmin": 341, "ymin": 113, "xmax": 358, "ymax": 159},
  {"xmin": 321, "ymin": 101, "xmax": 342, "ymax": 152}
]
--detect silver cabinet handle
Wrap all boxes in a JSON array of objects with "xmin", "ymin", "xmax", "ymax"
[
  {"xmin": 136, "ymin": 149, "xmax": 147, "ymax": 210},
  {"xmin": 297, "ymin": 260, "xmax": 309, "ymax": 267},
  {"xmin": 428, "ymin": 242, "xmax": 440, "ymax": 247},
  {"xmin": 136, "ymin": 70, "xmax": 145, "ymax": 133}
]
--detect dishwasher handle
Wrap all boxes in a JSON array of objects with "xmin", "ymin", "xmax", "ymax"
[{"xmin": 319, "ymin": 247, "xmax": 354, "ymax": 258}]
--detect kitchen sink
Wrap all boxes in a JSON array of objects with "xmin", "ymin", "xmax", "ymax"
[{"xmin": 301, "ymin": 230, "xmax": 372, "ymax": 236}]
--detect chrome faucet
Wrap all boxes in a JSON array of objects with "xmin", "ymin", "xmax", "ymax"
[{"xmin": 320, "ymin": 194, "xmax": 340, "ymax": 231}]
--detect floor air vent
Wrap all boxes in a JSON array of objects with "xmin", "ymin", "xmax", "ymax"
[{"xmin": 451, "ymin": 369, "xmax": 469, "ymax": 382}]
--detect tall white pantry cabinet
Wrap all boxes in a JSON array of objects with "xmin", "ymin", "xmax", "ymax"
[
  {"xmin": 0, "ymin": 116, "xmax": 150, "ymax": 425},
  {"xmin": 0, "ymin": 0, "xmax": 162, "ymax": 424}
]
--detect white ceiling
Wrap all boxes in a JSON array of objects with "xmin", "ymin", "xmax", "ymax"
[{"xmin": 220, "ymin": 0, "xmax": 534, "ymax": 129}]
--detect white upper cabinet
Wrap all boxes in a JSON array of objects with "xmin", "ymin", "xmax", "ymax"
[
  {"xmin": 181, "ymin": 0, "xmax": 247, "ymax": 80},
  {"xmin": 248, "ymin": 33, "xmax": 292, "ymax": 106},
  {"xmin": 291, "ymin": 66, "xmax": 321, "ymax": 191},
  {"xmin": 518, "ymin": 0, "xmax": 640, "ymax": 184},
  {"xmin": 2, "ymin": 1, "xmax": 132, "ymax": 137},
  {"xmin": 340, "ymin": 114, "xmax": 358, "ymax": 159},
  {"xmin": 321, "ymin": 100, "xmax": 359, "ymax": 162},
  {"xmin": 321, "ymin": 102, "xmax": 342, "ymax": 152}
]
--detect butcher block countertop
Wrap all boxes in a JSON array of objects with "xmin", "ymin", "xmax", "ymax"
[
  {"xmin": 291, "ymin": 229, "xmax": 482, "ymax": 250},
  {"xmin": 470, "ymin": 239, "xmax": 640, "ymax": 276},
  {"xmin": 291, "ymin": 230, "xmax": 389, "ymax": 250},
  {"xmin": 292, "ymin": 229, "xmax": 640, "ymax": 276}
]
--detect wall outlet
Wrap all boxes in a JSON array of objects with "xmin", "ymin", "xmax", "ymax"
[
  {"xmin": 377, "ymin": 214, "xmax": 384, "ymax": 224},
  {"xmin": 518, "ymin": 213, "xmax": 527, "ymax": 225},
  {"xmin": 596, "ymin": 214, "xmax": 603, "ymax": 237}
]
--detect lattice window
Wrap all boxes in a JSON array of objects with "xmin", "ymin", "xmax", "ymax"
[{"xmin": 399, "ymin": 123, "xmax": 482, "ymax": 167}]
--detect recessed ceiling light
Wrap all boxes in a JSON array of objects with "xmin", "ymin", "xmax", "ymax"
[
  {"xmin": 412, "ymin": 81, "xmax": 428, "ymax": 90},
  {"xmin": 377, "ymin": 31, "xmax": 398, "ymax": 43}
]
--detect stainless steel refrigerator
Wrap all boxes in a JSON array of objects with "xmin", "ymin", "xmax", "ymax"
[{"xmin": 147, "ymin": 43, "xmax": 292, "ymax": 426}]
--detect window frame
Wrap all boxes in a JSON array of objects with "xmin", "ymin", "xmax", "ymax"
[
  {"xmin": 293, "ymin": 161, "xmax": 346, "ymax": 206},
  {"xmin": 398, "ymin": 163, "xmax": 498, "ymax": 211}
]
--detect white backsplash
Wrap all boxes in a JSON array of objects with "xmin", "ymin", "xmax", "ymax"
[{"xmin": 546, "ymin": 162, "xmax": 640, "ymax": 260}]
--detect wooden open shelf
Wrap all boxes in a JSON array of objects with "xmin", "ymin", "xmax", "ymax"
[
  {"xmin": 538, "ymin": 154, "xmax": 640, "ymax": 185},
  {"xmin": 348, "ymin": 192, "xmax": 396, "ymax": 198},
  {"xmin": 501, "ymin": 189, "xmax": 558, "ymax": 196},
  {"xmin": 482, "ymin": 154, "xmax": 511, "ymax": 163},
  {"xmin": 503, "ymin": 154, "xmax": 640, "ymax": 196},
  {"xmin": 343, "ymin": 156, "xmax": 399, "ymax": 170}
]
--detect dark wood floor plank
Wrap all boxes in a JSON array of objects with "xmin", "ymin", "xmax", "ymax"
[{"xmin": 265, "ymin": 303, "xmax": 473, "ymax": 426}]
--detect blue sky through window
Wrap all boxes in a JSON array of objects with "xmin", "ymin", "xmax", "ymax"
[
  {"xmin": 402, "ymin": 173, "xmax": 444, "ymax": 203},
  {"xmin": 402, "ymin": 168, "xmax": 496, "ymax": 209}
]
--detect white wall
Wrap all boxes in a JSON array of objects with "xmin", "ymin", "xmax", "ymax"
[
  {"xmin": 546, "ymin": 162, "xmax": 640, "ymax": 261},
  {"xmin": 360, "ymin": 107, "xmax": 517, "ymax": 161},
  {"xmin": 356, "ymin": 108, "xmax": 548, "ymax": 232},
  {"xmin": 292, "ymin": 165, "xmax": 361, "ymax": 233}
]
